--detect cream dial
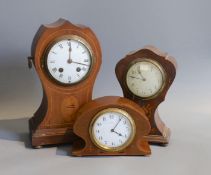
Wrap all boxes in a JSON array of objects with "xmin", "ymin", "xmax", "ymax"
[
  {"xmin": 126, "ymin": 59, "xmax": 165, "ymax": 98},
  {"xmin": 90, "ymin": 108, "xmax": 135, "ymax": 151},
  {"xmin": 46, "ymin": 38, "xmax": 92, "ymax": 84}
]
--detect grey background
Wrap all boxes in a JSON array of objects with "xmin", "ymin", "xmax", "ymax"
[{"xmin": 0, "ymin": 0, "xmax": 210, "ymax": 175}]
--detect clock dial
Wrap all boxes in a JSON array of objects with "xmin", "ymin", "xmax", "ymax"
[
  {"xmin": 90, "ymin": 108, "xmax": 135, "ymax": 151},
  {"xmin": 46, "ymin": 38, "xmax": 92, "ymax": 84},
  {"xmin": 126, "ymin": 59, "xmax": 165, "ymax": 98}
]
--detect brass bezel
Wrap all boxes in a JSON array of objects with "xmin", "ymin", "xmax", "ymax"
[
  {"xmin": 125, "ymin": 58, "xmax": 166, "ymax": 100},
  {"xmin": 42, "ymin": 35, "xmax": 94, "ymax": 86},
  {"xmin": 89, "ymin": 108, "xmax": 136, "ymax": 152}
]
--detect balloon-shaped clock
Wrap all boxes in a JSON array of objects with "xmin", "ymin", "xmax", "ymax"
[
  {"xmin": 115, "ymin": 46, "xmax": 177, "ymax": 144},
  {"xmin": 28, "ymin": 19, "xmax": 101, "ymax": 147}
]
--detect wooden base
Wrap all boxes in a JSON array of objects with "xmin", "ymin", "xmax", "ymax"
[
  {"xmin": 29, "ymin": 119, "xmax": 77, "ymax": 147},
  {"xmin": 72, "ymin": 139, "xmax": 151, "ymax": 156},
  {"xmin": 144, "ymin": 126, "xmax": 170, "ymax": 145}
]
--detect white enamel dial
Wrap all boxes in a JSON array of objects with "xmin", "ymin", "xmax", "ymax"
[
  {"xmin": 90, "ymin": 109, "xmax": 135, "ymax": 151},
  {"xmin": 46, "ymin": 38, "xmax": 92, "ymax": 84},
  {"xmin": 126, "ymin": 59, "xmax": 165, "ymax": 98}
]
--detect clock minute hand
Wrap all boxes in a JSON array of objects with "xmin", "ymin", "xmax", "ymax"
[
  {"xmin": 71, "ymin": 61, "xmax": 89, "ymax": 66},
  {"xmin": 129, "ymin": 75, "xmax": 141, "ymax": 80},
  {"xmin": 112, "ymin": 118, "xmax": 121, "ymax": 131}
]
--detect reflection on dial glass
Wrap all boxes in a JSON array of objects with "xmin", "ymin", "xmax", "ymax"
[
  {"xmin": 92, "ymin": 109, "xmax": 134, "ymax": 150},
  {"xmin": 46, "ymin": 38, "xmax": 92, "ymax": 84},
  {"xmin": 126, "ymin": 60, "xmax": 164, "ymax": 98}
]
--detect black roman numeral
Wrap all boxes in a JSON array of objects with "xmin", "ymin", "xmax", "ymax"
[
  {"xmin": 67, "ymin": 40, "xmax": 71, "ymax": 47},
  {"xmin": 52, "ymin": 67, "xmax": 57, "ymax": 73},
  {"xmin": 59, "ymin": 44, "xmax": 63, "ymax": 49}
]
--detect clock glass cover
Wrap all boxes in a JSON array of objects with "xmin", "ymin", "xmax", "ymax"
[
  {"xmin": 45, "ymin": 37, "xmax": 92, "ymax": 84},
  {"xmin": 90, "ymin": 108, "xmax": 135, "ymax": 151},
  {"xmin": 126, "ymin": 59, "xmax": 165, "ymax": 98}
]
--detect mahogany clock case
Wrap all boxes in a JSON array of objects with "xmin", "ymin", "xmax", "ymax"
[
  {"xmin": 28, "ymin": 19, "xmax": 102, "ymax": 147},
  {"xmin": 115, "ymin": 46, "xmax": 177, "ymax": 144},
  {"xmin": 72, "ymin": 96, "xmax": 151, "ymax": 156}
]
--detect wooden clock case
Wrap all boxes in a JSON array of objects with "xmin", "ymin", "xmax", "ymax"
[
  {"xmin": 28, "ymin": 19, "xmax": 102, "ymax": 147},
  {"xmin": 115, "ymin": 46, "xmax": 177, "ymax": 144},
  {"xmin": 72, "ymin": 96, "xmax": 151, "ymax": 156}
]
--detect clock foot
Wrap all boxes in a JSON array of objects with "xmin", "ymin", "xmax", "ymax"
[
  {"xmin": 144, "ymin": 126, "xmax": 171, "ymax": 145},
  {"xmin": 29, "ymin": 127, "xmax": 78, "ymax": 148},
  {"xmin": 29, "ymin": 116, "xmax": 79, "ymax": 147}
]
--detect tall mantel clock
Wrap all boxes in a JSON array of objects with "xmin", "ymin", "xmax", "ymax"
[
  {"xmin": 115, "ymin": 45, "xmax": 177, "ymax": 144},
  {"xmin": 28, "ymin": 19, "xmax": 102, "ymax": 148}
]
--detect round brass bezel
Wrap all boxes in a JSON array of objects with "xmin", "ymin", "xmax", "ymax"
[
  {"xmin": 125, "ymin": 58, "xmax": 166, "ymax": 100},
  {"xmin": 89, "ymin": 108, "xmax": 136, "ymax": 152},
  {"xmin": 42, "ymin": 35, "xmax": 94, "ymax": 86}
]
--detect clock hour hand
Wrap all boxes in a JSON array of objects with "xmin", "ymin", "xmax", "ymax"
[
  {"xmin": 137, "ymin": 67, "xmax": 146, "ymax": 81},
  {"xmin": 110, "ymin": 129, "xmax": 122, "ymax": 137}
]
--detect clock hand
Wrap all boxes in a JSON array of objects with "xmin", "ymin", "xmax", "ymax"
[
  {"xmin": 72, "ymin": 61, "xmax": 89, "ymax": 66},
  {"xmin": 110, "ymin": 117, "xmax": 123, "ymax": 136},
  {"xmin": 137, "ymin": 67, "xmax": 146, "ymax": 81},
  {"xmin": 67, "ymin": 44, "xmax": 72, "ymax": 64},
  {"xmin": 129, "ymin": 75, "xmax": 141, "ymax": 80},
  {"xmin": 110, "ymin": 129, "xmax": 123, "ymax": 137},
  {"xmin": 112, "ymin": 117, "xmax": 122, "ymax": 131}
]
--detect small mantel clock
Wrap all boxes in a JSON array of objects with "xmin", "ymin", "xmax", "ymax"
[
  {"xmin": 28, "ymin": 19, "xmax": 102, "ymax": 147},
  {"xmin": 72, "ymin": 96, "xmax": 151, "ymax": 156},
  {"xmin": 115, "ymin": 46, "xmax": 176, "ymax": 144}
]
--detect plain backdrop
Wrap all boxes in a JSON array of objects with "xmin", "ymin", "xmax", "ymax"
[
  {"xmin": 0, "ymin": 0, "xmax": 210, "ymax": 119},
  {"xmin": 0, "ymin": 0, "xmax": 210, "ymax": 175}
]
